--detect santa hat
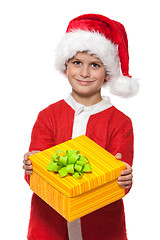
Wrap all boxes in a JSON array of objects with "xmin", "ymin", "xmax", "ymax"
[{"xmin": 55, "ymin": 14, "xmax": 139, "ymax": 97}]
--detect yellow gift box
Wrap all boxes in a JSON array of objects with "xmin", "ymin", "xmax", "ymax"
[{"xmin": 29, "ymin": 135, "xmax": 126, "ymax": 222}]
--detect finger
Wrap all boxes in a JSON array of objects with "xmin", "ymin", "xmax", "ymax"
[
  {"xmin": 24, "ymin": 150, "xmax": 40, "ymax": 160},
  {"xmin": 24, "ymin": 152, "xmax": 30, "ymax": 160},
  {"xmin": 23, "ymin": 164, "xmax": 33, "ymax": 175},
  {"xmin": 30, "ymin": 150, "xmax": 41, "ymax": 155},
  {"xmin": 115, "ymin": 153, "xmax": 122, "ymax": 160},
  {"xmin": 121, "ymin": 163, "xmax": 133, "ymax": 175},
  {"xmin": 118, "ymin": 180, "xmax": 132, "ymax": 188},
  {"xmin": 23, "ymin": 164, "xmax": 33, "ymax": 171},
  {"xmin": 118, "ymin": 173, "xmax": 133, "ymax": 182},
  {"xmin": 25, "ymin": 170, "xmax": 33, "ymax": 175},
  {"xmin": 23, "ymin": 159, "xmax": 32, "ymax": 165}
]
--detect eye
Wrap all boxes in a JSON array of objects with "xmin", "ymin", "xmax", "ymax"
[
  {"xmin": 91, "ymin": 63, "xmax": 100, "ymax": 68},
  {"xmin": 72, "ymin": 60, "xmax": 81, "ymax": 66}
]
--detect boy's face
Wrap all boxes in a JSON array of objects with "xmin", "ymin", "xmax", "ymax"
[{"xmin": 65, "ymin": 52, "xmax": 108, "ymax": 101}]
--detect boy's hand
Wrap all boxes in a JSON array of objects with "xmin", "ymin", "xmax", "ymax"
[
  {"xmin": 115, "ymin": 153, "xmax": 133, "ymax": 189},
  {"xmin": 23, "ymin": 151, "xmax": 40, "ymax": 175}
]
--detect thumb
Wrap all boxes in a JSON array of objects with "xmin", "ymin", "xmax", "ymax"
[
  {"xmin": 115, "ymin": 153, "xmax": 122, "ymax": 160},
  {"xmin": 24, "ymin": 150, "xmax": 40, "ymax": 160}
]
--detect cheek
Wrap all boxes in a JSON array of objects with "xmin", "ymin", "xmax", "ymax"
[
  {"xmin": 94, "ymin": 71, "xmax": 106, "ymax": 83},
  {"xmin": 67, "ymin": 67, "xmax": 78, "ymax": 78}
]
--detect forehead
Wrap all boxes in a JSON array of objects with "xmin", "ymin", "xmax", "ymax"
[{"xmin": 71, "ymin": 51, "xmax": 102, "ymax": 63}]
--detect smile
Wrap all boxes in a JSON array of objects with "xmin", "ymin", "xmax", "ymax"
[{"xmin": 76, "ymin": 79, "xmax": 95, "ymax": 85}]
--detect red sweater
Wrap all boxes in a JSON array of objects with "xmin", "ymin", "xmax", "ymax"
[{"xmin": 25, "ymin": 99, "xmax": 133, "ymax": 240}]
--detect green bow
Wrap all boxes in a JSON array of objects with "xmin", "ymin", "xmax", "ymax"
[{"xmin": 47, "ymin": 149, "xmax": 92, "ymax": 179}]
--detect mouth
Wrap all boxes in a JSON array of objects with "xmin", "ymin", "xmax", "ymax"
[{"xmin": 76, "ymin": 79, "xmax": 95, "ymax": 85}]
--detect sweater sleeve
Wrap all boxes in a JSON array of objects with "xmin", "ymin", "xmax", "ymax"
[
  {"xmin": 29, "ymin": 110, "xmax": 54, "ymax": 151},
  {"xmin": 108, "ymin": 115, "xmax": 134, "ymax": 194},
  {"xmin": 24, "ymin": 109, "xmax": 55, "ymax": 185}
]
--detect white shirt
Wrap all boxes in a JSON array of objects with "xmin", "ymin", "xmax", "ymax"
[
  {"xmin": 65, "ymin": 94, "xmax": 112, "ymax": 139},
  {"xmin": 64, "ymin": 94, "xmax": 112, "ymax": 240}
]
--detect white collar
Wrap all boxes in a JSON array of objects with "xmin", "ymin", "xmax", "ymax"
[{"xmin": 64, "ymin": 93, "xmax": 112, "ymax": 116}]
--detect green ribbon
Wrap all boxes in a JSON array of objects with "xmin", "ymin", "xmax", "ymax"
[{"xmin": 47, "ymin": 149, "xmax": 92, "ymax": 179}]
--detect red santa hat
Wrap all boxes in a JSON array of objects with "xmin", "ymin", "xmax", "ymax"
[{"xmin": 55, "ymin": 14, "xmax": 139, "ymax": 97}]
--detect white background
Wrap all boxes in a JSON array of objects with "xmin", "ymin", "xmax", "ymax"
[{"xmin": 1, "ymin": 0, "xmax": 160, "ymax": 239}]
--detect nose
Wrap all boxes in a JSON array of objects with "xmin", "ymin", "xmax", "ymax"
[{"xmin": 80, "ymin": 65, "xmax": 90, "ymax": 78}]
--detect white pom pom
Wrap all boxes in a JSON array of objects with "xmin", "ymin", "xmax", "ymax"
[{"xmin": 108, "ymin": 75, "xmax": 139, "ymax": 98}]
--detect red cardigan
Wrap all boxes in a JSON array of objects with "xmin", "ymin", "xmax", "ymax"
[{"xmin": 25, "ymin": 100, "xmax": 133, "ymax": 240}]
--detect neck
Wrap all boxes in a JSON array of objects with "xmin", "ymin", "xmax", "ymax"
[{"xmin": 71, "ymin": 91, "xmax": 102, "ymax": 106}]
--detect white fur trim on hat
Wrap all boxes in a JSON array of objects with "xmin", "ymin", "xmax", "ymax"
[
  {"xmin": 55, "ymin": 30, "xmax": 120, "ymax": 76},
  {"xmin": 55, "ymin": 30, "xmax": 139, "ymax": 98}
]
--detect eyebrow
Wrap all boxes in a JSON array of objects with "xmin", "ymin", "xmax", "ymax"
[
  {"xmin": 71, "ymin": 57, "xmax": 103, "ymax": 65},
  {"xmin": 70, "ymin": 57, "xmax": 81, "ymax": 61},
  {"xmin": 92, "ymin": 60, "xmax": 103, "ymax": 64}
]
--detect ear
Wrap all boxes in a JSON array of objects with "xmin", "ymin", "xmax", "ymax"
[
  {"xmin": 63, "ymin": 64, "xmax": 68, "ymax": 75},
  {"xmin": 104, "ymin": 74, "xmax": 109, "ymax": 82}
]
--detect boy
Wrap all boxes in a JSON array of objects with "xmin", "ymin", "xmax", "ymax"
[{"xmin": 23, "ymin": 14, "xmax": 138, "ymax": 240}]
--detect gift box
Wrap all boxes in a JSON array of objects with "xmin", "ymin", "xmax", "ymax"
[{"xmin": 29, "ymin": 135, "xmax": 126, "ymax": 222}]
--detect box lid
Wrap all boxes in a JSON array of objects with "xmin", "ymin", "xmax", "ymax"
[{"xmin": 29, "ymin": 135, "xmax": 126, "ymax": 197}]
